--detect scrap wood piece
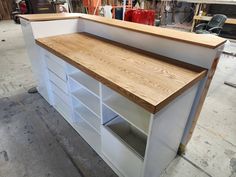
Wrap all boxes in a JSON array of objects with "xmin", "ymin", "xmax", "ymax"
[{"xmin": 224, "ymin": 81, "xmax": 236, "ymax": 88}]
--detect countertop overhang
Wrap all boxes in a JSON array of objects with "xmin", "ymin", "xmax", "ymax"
[{"xmin": 36, "ymin": 32, "xmax": 207, "ymax": 114}]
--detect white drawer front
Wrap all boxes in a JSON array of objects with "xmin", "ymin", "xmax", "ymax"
[
  {"xmin": 45, "ymin": 57, "xmax": 67, "ymax": 81},
  {"xmin": 53, "ymin": 93, "xmax": 72, "ymax": 123},
  {"xmin": 48, "ymin": 70, "xmax": 68, "ymax": 94},
  {"xmin": 50, "ymin": 53, "xmax": 66, "ymax": 67},
  {"xmin": 101, "ymin": 126, "xmax": 143, "ymax": 177},
  {"xmin": 51, "ymin": 82, "xmax": 71, "ymax": 106}
]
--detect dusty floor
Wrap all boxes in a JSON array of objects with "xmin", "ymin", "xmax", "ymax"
[{"xmin": 0, "ymin": 20, "xmax": 236, "ymax": 177}]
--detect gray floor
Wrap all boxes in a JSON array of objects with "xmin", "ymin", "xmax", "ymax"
[{"xmin": 0, "ymin": 20, "xmax": 236, "ymax": 177}]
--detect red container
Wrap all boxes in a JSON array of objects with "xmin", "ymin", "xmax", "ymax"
[{"xmin": 125, "ymin": 9, "xmax": 155, "ymax": 26}]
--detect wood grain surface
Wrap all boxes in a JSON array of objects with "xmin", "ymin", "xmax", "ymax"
[
  {"xmin": 18, "ymin": 13, "xmax": 81, "ymax": 21},
  {"xmin": 79, "ymin": 14, "xmax": 226, "ymax": 49},
  {"xmin": 36, "ymin": 33, "xmax": 207, "ymax": 113},
  {"xmin": 18, "ymin": 13, "xmax": 226, "ymax": 49}
]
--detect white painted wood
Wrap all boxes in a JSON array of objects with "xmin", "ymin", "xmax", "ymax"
[
  {"xmin": 49, "ymin": 52, "xmax": 67, "ymax": 67},
  {"xmin": 53, "ymin": 92, "xmax": 72, "ymax": 123},
  {"xmin": 101, "ymin": 125, "xmax": 143, "ymax": 177},
  {"xmin": 79, "ymin": 19, "xmax": 220, "ymax": 69},
  {"xmin": 45, "ymin": 57, "xmax": 67, "ymax": 81},
  {"xmin": 20, "ymin": 17, "xmax": 226, "ymax": 177},
  {"xmin": 142, "ymin": 83, "xmax": 199, "ymax": 177},
  {"xmin": 181, "ymin": 46, "xmax": 224, "ymax": 145},
  {"xmin": 30, "ymin": 19, "xmax": 80, "ymax": 38},
  {"xmin": 102, "ymin": 85, "xmax": 150, "ymax": 135},
  {"xmin": 50, "ymin": 81, "xmax": 71, "ymax": 106},
  {"xmin": 102, "ymin": 104, "xmax": 118, "ymax": 125},
  {"xmin": 72, "ymin": 120, "xmax": 101, "ymax": 154},
  {"xmin": 74, "ymin": 103, "xmax": 101, "ymax": 134},
  {"xmin": 48, "ymin": 70, "xmax": 68, "ymax": 94},
  {"xmin": 66, "ymin": 64, "xmax": 79, "ymax": 74},
  {"xmin": 105, "ymin": 116, "xmax": 147, "ymax": 158},
  {"xmin": 78, "ymin": 18, "xmax": 227, "ymax": 147},
  {"xmin": 71, "ymin": 87, "xmax": 101, "ymax": 117},
  {"xmin": 20, "ymin": 19, "xmax": 52, "ymax": 104},
  {"xmin": 69, "ymin": 71, "xmax": 100, "ymax": 96},
  {"xmin": 68, "ymin": 76, "xmax": 82, "ymax": 92}
]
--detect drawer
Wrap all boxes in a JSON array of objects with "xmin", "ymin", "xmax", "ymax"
[
  {"xmin": 43, "ymin": 49, "xmax": 66, "ymax": 67},
  {"xmin": 53, "ymin": 93, "xmax": 72, "ymax": 123},
  {"xmin": 101, "ymin": 117, "xmax": 144, "ymax": 177},
  {"xmin": 48, "ymin": 70, "xmax": 68, "ymax": 94},
  {"xmin": 45, "ymin": 57, "xmax": 67, "ymax": 81},
  {"xmin": 51, "ymin": 81, "xmax": 71, "ymax": 106}
]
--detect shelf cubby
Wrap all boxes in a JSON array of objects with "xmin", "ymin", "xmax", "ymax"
[
  {"xmin": 66, "ymin": 64, "xmax": 78, "ymax": 74},
  {"xmin": 71, "ymin": 87, "xmax": 100, "ymax": 117},
  {"xmin": 105, "ymin": 116, "xmax": 147, "ymax": 159},
  {"xmin": 69, "ymin": 71, "xmax": 100, "ymax": 97},
  {"xmin": 102, "ymin": 85, "xmax": 150, "ymax": 135},
  {"xmin": 72, "ymin": 117, "xmax": 101, "ymax": 154},
  {"xmin": 74, "ymin": 101, "xmax": 101, "ymax": 134}
]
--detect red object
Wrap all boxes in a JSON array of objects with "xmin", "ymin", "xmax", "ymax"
[
  {"xmin": 83, "ymin": 0, "xmax": 101, "ymax": 14},
  {"xmin": 19, "ymin": 1, "xmax": 27, "ymax": 14},
  {"xmin": 125, "ymin": 9, "xmax": 155, "ymax": 26}
]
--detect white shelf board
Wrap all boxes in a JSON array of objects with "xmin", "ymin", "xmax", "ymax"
[
  {"xmin": 72, "ymin": 88, "xmax": 101, "ymax": 117},
  {"xmin": 74, "ymin": 104, "xmax": 101, "ymax": 134},
  {"xmin": 69, "ymin": 72, "xmax": 100, "ymax": 96},
  {"xmin": 105, "ymin": 116, "xmax": 147, "ymax": 159},
  {"xmin": 103, "ymin": 94, "xmax": 150, "ymax": 135},
  {"xmin": 71, "ymin": 120, "xmax": 101, "ymax": 154}
]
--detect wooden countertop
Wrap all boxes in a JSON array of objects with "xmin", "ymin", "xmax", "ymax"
[
  {"xmin": 194, "ymin": 15, "xmax": 236, "ymax": 25},
  {"xmin": 36, "ymin": 33, "xmax": 207, "ymax": 113},
  {"xmin": 19, "ymin": 13, "xmax": 226, "ymax": 49},
  {"xmin": 18, "ymin": 13, "xmax": 81, "ymax": 21}
]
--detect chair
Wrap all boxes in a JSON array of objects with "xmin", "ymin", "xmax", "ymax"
[{"xmin": 195, "ymin": 14, "xmax": 227, "ymax": 35}]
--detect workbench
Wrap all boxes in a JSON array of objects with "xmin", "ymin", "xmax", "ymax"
[{"xmin": 19, "ymin": 13, "xmax": 226, "ymax": 177}]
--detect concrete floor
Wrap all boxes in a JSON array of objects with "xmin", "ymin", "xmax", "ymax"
[{"xmin": 0, "ymin": 20, "xmax": 236, "ymax": 177}]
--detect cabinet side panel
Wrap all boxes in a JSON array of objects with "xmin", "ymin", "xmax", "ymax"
[
  {"xmin": 20, "ymin": 19, "xmax": 51, "ymax": 104},
  {"xmin": 143, "ymin": 83, "xmax": 199, "ymax": 177}
]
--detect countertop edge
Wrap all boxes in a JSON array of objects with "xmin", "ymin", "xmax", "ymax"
[{"xmin": 35, "ymin": 37, "xmax": 207, "ymax": 114}]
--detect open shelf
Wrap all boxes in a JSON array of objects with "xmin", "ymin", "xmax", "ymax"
[
  {"xmin": 69, "ymin": 71, "xmax": 100, "ymax": 96},
  {"xmin": 66, "ymin": 64, "xmax": 78, "ymax": 75},
  {"xmin": 74, "ymin": 103, "xmax": 101, "ymax": 134},
  {"xmin": 72, "ymin": 118, "xmax": 101, "ymax": 154},
  {"xmin": 71, "ymin": 87, "xmax": 100, "ymax": 117},
  {"xmin": 102, "ymin": 85, "xmax": 150, "ymax": 135},
  {"xmin": 105, "ymin": 116, "xmax": 147, "ymax": 159}
]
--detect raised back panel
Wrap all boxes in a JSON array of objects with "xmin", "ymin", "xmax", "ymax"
[
  {"xmin": 31, "ymin": 19, "xmax": 81, "ymax": 38},
  {"xmin": 79, "ymin": 19, "xmax": 221, "ymax": 69}
]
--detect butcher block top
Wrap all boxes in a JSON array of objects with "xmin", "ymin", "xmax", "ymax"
[
  {"xmin": 18, "ymin": 13, "xmax": 81, "ymax": 21},
  {"xmin": 36, "ymin": 33, "xmax": 207, "ymax": 113},
  {"xmin": 19, "ymin": 13, "xmax": 226, "ymax": 49}
]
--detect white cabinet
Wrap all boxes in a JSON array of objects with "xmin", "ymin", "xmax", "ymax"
[
  {"xmin": 33, "ymin": 46, "xmax": 200, "ymax": 177},
  {"xmin": 20, "ymin": 19, "xmax": 51, "ymax": 104}
]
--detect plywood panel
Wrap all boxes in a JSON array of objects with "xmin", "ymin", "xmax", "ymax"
[{"xmin": 0, "ymin": 0, "xmax": 13, "ymax": 20}]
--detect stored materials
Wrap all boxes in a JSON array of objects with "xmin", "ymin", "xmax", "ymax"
[{"xmin": 19, "ymin": 13, "xmax": 226, "ymax": 177}]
